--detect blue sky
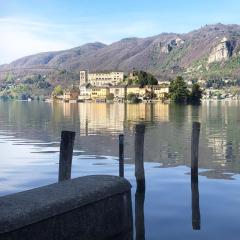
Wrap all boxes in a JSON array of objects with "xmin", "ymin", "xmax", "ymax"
[{"xmin": 1, "ymin": 0, "xmax": 240, "ymax": 64}]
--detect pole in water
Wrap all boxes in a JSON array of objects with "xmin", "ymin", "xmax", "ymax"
[
  {"xmin": 135, "ymin": 187, "xmax": 145, "ymax": 240},
  {"xmin": 191, "ymin": 122, "xmax": 201, "ymax": 230},
  {"xmin": 135, "ymin": 124, "xmax": 146, "ymax": 190},
  {"xmin": 191, "ymin": 122, "xmax": 200, "ymax": 182},
  {"xmin": 119, "ymin": 134, "xmax": 124, "ymax": 177},
  {"xmin": 191, "ymin": 179, "xmax": 201, "ymax": 230},
  {"xmin": 58, "ymin": 131, "xmax": 76, "ymax": 182}
]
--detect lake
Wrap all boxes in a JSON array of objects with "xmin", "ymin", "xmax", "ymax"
[{"xmin": 0, "ymin": 101, "xmax": 240, "ymax": 239}]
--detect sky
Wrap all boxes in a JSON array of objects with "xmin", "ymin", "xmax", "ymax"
[{"xmin": 1, "ymin": 0, "xmax": 240, "ymax": 64}]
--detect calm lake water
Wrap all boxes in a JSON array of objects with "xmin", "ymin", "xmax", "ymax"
[{"xmin": 1, "ymin": 101, "xmax": 240, "ymax": 239}]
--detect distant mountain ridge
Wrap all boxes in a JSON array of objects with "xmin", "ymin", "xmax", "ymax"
[{"xmin": 2, "ymin": 23, "xmax": 240, "ymax": 82}]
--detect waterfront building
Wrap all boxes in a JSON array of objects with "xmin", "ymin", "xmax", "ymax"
[
  {"xmin": 151, "ymin": 84, "xmax": 169, "ymax": 99},
  {"xmin": 109, "ymin": 86, "xmax": 127, "ymax": 100},
  {"xmin": 63, "ymin": 86, "xmax": 80, "ymax": 102},
  {"xmin": 79, "ymin": 83, "xmax": 92, "ymax": 100},
  {"xmin": 91, "ymin": 86, "xmax": 110, "ymax": 100},
  {"xmin": 80, "ymin": 70, "xmax": 124, "ymax": 86},
  {"xmin": 126, "ymin": 85, "xmax": 143, "ymax": 97}
]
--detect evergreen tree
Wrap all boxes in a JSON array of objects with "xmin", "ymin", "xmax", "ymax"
[
  {"xmin": 169, "ymin": 76, "xmax": 189, "ymax": 103},
  {"xmin": 189, "ymin": 83, "xmax": 203, "ymax": 104}
]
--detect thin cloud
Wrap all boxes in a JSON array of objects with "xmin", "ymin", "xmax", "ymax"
[{"xmin": 0, "ymin": 17, "xmax": 160, "ymax": 64}]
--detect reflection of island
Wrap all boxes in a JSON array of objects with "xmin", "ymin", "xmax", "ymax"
[
  {"xmin": 1, "ymin": 101, "xmax": 240, "ymax": 180},
  {"xmin": 63, "ymin": 102, "xmax": 79, "ymax": 118},
  {"xmin": 78, "ymin": 103, "xmax": 169, "ymax": 136},
  {"xmin": 79, "ymin": 103, "xmax": 124, "ymax": 135}
]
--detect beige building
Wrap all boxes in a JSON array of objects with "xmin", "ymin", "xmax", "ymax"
[
  {"xmin": 126, "ymin": 86, "xmax": 141, "ymax": 96},
  {"xmin": 109, "ymin": 86, "xmax": 127, "ymax": 100},
  {"xmin": 151, "ymin": 85, "xmax": 169, "ymax": 99},
  {"xmin": 80, "ymin": 70, "xmax": 124, "ymax": 86},
  {"xmin": 126, "ymin": 85, "xmax": 169, "ymax": 100},
  {"xmin": 91, "ymin": 86, "xmax": 110, "ymax": 100}
]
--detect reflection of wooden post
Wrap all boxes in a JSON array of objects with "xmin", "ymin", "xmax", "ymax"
[
  {"xmin": 191, "ymin": 180, "xmax": 201, "ymax": 230},
  {"xmin": 135, "ymin": 188, "xmax": 145, "ymax": 240},
  {"xmin": 191, "ymin": 122, "xmax": 200, "ymax": 182},
  {"xmin": 123, "ymin": 103, "xmax": 128, "ymax": 128},
  {"xmin": 119, "ymin": 134, "xmax": 124, "ymax": 177},
  {"xmin": 58, "ymin": 131, "xmax": 75, "ymax": 182},
  {"xmin": 191, "ymin": 122, "xmax": 201, "ymax": 230},
  {"xmin": 135, "ymin": 124, "xmax": 145, "ymax": 190},
  {"xmin": 150, "ymin": 103, "xmax": 154, "ymax": 123}
]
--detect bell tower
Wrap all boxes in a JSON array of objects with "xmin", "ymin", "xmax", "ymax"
[{"xmin": 80, "ymin": 70, "xmax": 88, "ymax": 86}]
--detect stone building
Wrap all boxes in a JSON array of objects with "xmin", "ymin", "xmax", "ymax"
[
  {"xmin": 63, "ymin": 86, "xmax": 80, "ymax": 102},
  {"xmin": 79, "ymin": 83, "xmax": 92, "ymax": 100},
  {"xmin": 91, "ymin": 86, "xmax": 110, "ymax": 100},
  {"xmin": 109, "ymin": 86, "xmax": 127, "ymax": 100},
  {"xmin": 80, "ymin": 70, "xmax": 124, "ymax": 87}
]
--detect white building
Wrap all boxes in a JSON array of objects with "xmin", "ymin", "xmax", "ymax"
[
  {"xmin": 79, "ymin": 83, "xmax": 92, "ymax": 100},
  {"xmin": 80, "ymin": 70, "xmax": 124, "ymax": 87}
]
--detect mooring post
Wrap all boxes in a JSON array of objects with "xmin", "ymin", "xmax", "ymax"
[
  {"xmin": 135, "ymin": 187, "xmax": 145, "ymax": 240},
  {"xmin": 135, "ymin": 124, "xmax": 146, "ymax": 190},
  {"xmin": 119, "ymin": 134, "xmax": 124, "ymax": 177},
  {"xmin": 58, "ymin": 131, "xmax": 76, "ymax": 182},
  {"xmin": 191, "ymin": 180, "xmax": 201, "ymax": 230},
  {"xmin": 191, "ymin": 122, "xmax": 200, "ymax": 182}
]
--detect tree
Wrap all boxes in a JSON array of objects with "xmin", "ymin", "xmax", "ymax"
[
  {"xmin": 52, "ymin": 85, "xmax": 63, "ymax": 96},
  {"xmin": 169, "ymin": 76, "xmax": 190, "ymax": 103},
  {"xmin": 10, "ymin": 84, "xmax": 31, "ymax": 100},
  {"xmin": 127, "ymin": 93, "xmax": 141, "ymax": 103},
  {"xmin": 126, "ymin": 70, "xmax": 158, "ymax": 86},
  {"xmin": 144, "ymin": 90, "xmax": 156, "ymax": 100},
  {"xmin": 189, "ymin": 83, "xmax": 203, "ymax": 104},
  {"xmin": 4, "ymin": 72, "xmax": 14, "ymax": 83}
]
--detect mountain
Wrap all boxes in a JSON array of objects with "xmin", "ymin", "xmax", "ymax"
[{"xmin": 2, "ymin": 23, "xmax": 240, "ymax": 84}]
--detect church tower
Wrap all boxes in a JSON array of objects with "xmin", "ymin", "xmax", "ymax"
[{"xmin": 80, "ymin": 70, "xmax": 88, "ymax": 86}]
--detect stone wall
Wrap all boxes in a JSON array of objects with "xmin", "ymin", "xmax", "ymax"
[{"xmin": 0, "ymin": 175, "xmax": 133, "ymax": 240}]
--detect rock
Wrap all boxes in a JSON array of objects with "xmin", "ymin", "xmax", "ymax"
[
  {"xmin": 175, "ymin": 37, "xmax": 185, "ymax": 46},
  {"xmin": 208, "ymin": 37, "xmax": 234, "ymax": 63},
  {"xmin": 156, "ymin": 37, "xmax": 184, "ymax": 54},
  {"xmin": 160, "ymin": 43, "xmax": 173, "ymax": 53}
]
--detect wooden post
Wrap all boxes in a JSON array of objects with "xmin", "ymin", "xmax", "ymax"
[
  {"xmin": 191, "ymin": 180, "xmax": 201, "ymax": 230},
  {"xmin": 191, "ymin": 122, "xmax": 200, "ymax": 182},
  {"xmin": 58, "ymin": 131, "xmax": 75, "ymax": 182},
  {"xmin": 119, "ymin": 134, "xmax": 124, "ymax": 177},
  {"xmin": 135, "ymin": 187, "xmax": 145, "ymax": 240},
  {"xmin": 135, "ymin": 124, "xmax": 145, "ymax": 190}
]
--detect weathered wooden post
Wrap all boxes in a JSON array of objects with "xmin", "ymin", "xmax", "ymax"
[
  {"xmin": 58, "ymin": 131, "xmax": 75, "ymax": 182},
  {"xmin": 119, "ymin": 134, "xmax": 124, "ymax": 177},
  {"xmin": 135, "ymin": 124, "xmax": 146, "ymax": 190},
  {"xmin": 135, "ymin": 187, "xmax": 145, "ymax": 240},
  {"xmin": 191, "ymin": 122, "xmax": 201, "ymax": 182},
  {"xmin": 191, "ymin": 180, "xmax": 201, "ymax": 230}
]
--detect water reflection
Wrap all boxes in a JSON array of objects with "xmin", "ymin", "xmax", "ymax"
[
  {"xmin": 1, "ymin": 101, "xmax": 240, "ymax": 239},
  {"xmin": 1, "ymin": 101, "xmax": 240, "ymax": 179}
]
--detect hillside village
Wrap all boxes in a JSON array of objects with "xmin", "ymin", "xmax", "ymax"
[{"xmin": 59, "ymin": 70, "xmax": 170, "ymax": 103}]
